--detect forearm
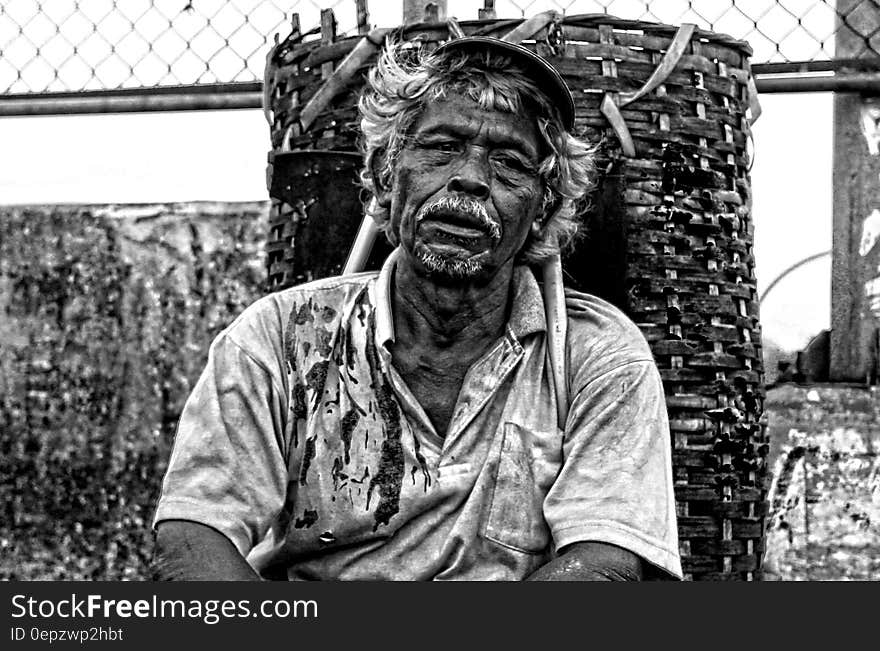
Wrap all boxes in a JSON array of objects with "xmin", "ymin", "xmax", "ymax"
[
  {"xmin": 153, "ymin": 520, "xmax": 261, "ymax": 581},
  {"xmin": 526, "ymin": 541, "xmax": 643, "ymax": 581}
]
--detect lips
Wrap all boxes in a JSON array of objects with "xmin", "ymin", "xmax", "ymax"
[
  {"xmin": 419, "ymin": 204, "xmax": 500, "ymax": 240},
  {"xmin": 421, "ymin": 209, "xmax": 489, "ymax": 238}
]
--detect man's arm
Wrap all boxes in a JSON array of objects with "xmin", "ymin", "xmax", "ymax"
[
  {"xmin": 527, "ymin": 541, "xmax": 643, "ymax": 581},
  {"xmin": 152, "ymin": 320, "xmax": 291, "ymax": 580},
  {"xmin": 153, "ymin": 520, "xmax": 260, "ymax": 581},
  {"xmin": 541, "ymin": 351, "xmax": 683, "ymax": 580}
]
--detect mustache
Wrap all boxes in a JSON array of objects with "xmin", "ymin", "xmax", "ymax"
[{"xmin": 415, "ymin": 196, "xmax": 501, "ymax": 241}]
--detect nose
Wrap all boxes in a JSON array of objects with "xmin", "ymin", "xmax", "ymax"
[{"xmin": 446, "ymin": 150, "xmax": 490, "ymax": 200}]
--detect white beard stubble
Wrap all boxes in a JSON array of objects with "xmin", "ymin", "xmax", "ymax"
[{"xmin": 413, "ymin": 196, "xmax": 500, "ymax": 279}]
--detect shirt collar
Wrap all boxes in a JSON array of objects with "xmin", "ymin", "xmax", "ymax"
[
  {"xmin": 508, "ymin": 264, "xmax": 547, "ymax": 339},
  {"xmin": 374, "ymin": 247, "xmax": 547, "ymax": 349}
]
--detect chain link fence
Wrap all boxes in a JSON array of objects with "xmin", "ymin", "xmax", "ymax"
[
  {"xmin": 0, "ymin": 0, "xmax": 879, "ymax": 96},
  {"xmin": 0, "ymin": 0, "xmax": 351, "ymax": 93}
]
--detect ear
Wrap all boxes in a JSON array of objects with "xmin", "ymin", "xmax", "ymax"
[
  {"xmin": 368, "ymin": 149, "xmax": 392, "ymax": 208},
  {"xmin": 541, "ymin": 188, "xmax": 562, "ymax": 221}
]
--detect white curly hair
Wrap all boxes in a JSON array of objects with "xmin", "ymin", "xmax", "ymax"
[{"xmin": 358, "ymin": 39, "xmax": 596, "ymax": 265}]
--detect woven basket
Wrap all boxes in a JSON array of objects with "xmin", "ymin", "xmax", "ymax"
[{"xmin": 264, "ymin": 12, "xmax": 768, "ymax": 581}]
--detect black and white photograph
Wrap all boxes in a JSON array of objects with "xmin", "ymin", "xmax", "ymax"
[{"xmin": 1, "ymin": 0, "xmax": 878, "ymax": 592}]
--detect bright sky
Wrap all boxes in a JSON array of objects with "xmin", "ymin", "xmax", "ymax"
[{"xmin": 0, "ymin": 1, "xmax": 835, "ymax": 353}]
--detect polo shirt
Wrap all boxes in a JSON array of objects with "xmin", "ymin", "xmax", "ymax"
[{"xmin": 154, "ymin": 248, "xmax": 682, "ymax": 580}]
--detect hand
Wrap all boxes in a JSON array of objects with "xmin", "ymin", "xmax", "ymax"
[{"xmin": 526, "ymin": 541, "xmax": 643, "ymax": 581}]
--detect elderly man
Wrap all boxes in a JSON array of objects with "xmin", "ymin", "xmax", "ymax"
[{"xmin": 153, "ymin": 36, "xmax": 682, "ymax": 581}]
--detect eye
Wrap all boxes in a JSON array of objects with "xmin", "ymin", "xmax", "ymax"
[
  {"xmin": 492, "ymin": 153, "xmax": 533, "ymax": 174},
  {"xmin": 426, "ymin": 140, "xmax": 461, "ymax": 153},
  {"xmin": 411, "ymin": 136, "xmax": 461, "ymax": 153}
]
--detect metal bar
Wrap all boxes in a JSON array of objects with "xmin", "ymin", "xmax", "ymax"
[
  {"xmin": 755, "ymin": 72, "xmax": 880, "ymax": 93},
  {"xmin": 4, "ymin": 69, "xmax": 880, "ymax": 118},
  {"xmin": 753, "ymin": 58, "xmax": 880, "ymax": 75},
  {"xmin": 0, "ymin": 82, "xmax": 261, "ymax": 102},
  {"xmin": 0, "ymin": 91, "xmax": 262, "ymax": 116}
]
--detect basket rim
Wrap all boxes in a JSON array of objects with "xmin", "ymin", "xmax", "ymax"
[{"xmin": 274, "ymin": 13, "xmax": 753, "ymax": 59}]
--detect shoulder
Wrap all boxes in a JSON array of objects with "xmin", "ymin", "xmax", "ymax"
[
  {"xmin": 221, "ymin": 272, "xmax": 378, "ymax": 361},
  {"xmin": 563, "ymin": 287, "xmax": 656, "ymax": 389},
  {"xmin": 564, "ymin": 287, "xmax": 652, "ymax": 359}
]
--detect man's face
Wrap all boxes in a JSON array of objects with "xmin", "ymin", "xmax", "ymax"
[{"xmin": 382, "ymin": 92, "xmax": 545, "ymax": 283}]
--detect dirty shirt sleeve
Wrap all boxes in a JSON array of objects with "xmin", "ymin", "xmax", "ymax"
[
  {"xmin": 153, "ymin": 330, "xmax": 288, "ymax": 557},
  {"xmin": 543, "ymin": 359, "xmax": 683, "ymax": 579}
]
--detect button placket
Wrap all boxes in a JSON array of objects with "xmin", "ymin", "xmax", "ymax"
[{"xmin": 441, "ymin": 335, "xmax": 524, "ymax": 457}]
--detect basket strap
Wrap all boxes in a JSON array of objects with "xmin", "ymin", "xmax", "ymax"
[
  {"xmin": 446, "ymin": 17, "xmax": 465, "ymax": 39},
  {"xmin": 747, "ymin": 74, "xmax": 762, "ymax": 124},
  {"xmin": 342, "ymin": 200, "xmax": 380, "ymax": 275},
  {"xmin": 601, "ymin": 95, "xmax": 637, "ymax": 157},
  {"xmin": 600, "ymin": 22, "xmax": 696, "ymax": 157},
  {"xmin": 299, "ymin": 27, "xmax": 393, "ymax": 132},
  {"xmin": 542, "ymin": 253, "xmax": 569, "ymax": 431},
  {"xmin": 263, "ymin": 36, "xmax": 280, "ymax": 126},
  {"xmin": 500, "ymin": 10, "xmax": 560, "ymax": 43},
  {"xmin": 501, "ymin": 12, "xmax": 570, "ymax": 428},
  {"xmin": 618, "ymin": 23, "xmax": 695, "ymax": 107}
]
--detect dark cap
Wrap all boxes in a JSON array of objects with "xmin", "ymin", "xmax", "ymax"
[{"xmin": 433, "ymin": 36, "xmax": 575, "ymax": 131}]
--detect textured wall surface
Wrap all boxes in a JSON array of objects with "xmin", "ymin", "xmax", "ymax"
[
  {"xmin": 763, "ymin": 385, "xmax": 880, "ymax": 580},
  {"xmin": 0, "ymin": 202, "xmax": 267, "ymax": 579}
]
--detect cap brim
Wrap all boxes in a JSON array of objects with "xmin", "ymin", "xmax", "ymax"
[{"xmin": 433, "ymin": 36, "xmax": 575, "ymax": 131}]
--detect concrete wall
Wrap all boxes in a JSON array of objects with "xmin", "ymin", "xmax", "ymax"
[{"xmin": 0, "ymin": 201, "xmax": 267, "ymax": 579}]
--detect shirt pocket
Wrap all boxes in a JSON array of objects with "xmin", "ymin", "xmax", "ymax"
[{"xmin": 482, "ymin": 422, "xmax": 561, "ymax": 554}]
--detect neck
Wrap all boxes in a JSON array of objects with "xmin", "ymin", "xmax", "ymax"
[{"xmin": 392, "ymin": 256, "xmax": 514, "ymax": 351}]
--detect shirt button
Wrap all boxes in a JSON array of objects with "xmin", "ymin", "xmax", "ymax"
[{"xmin": 318, "ymin": 531, "xmax": 336, "ymax": 545}]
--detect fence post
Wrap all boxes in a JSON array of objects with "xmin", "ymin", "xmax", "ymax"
[
  {"xmin": 320, "ymin": 9, "xmax": 336, "ymax": 80},
  {"xmin": 356, "ymin": 0, "xmax": 369, "ymax": 34},
  {"xmin": 478, "ymin": 1, "xmax": 497, "ymax": 20},
  {"xmin": 802, "ymin": 452, "xmax": 811, "ymax": 579},
  {"xmin": 831, "ymin": 0, "xmax": 880, "ymax": 382},
  {"xmin": 402, "ymin": 0, "xmax": 447, "ymax": 24}
]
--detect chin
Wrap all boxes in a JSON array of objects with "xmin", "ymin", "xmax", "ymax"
[{"xmin": 414, "ymin": 245, "xmax": 487, "ymax": 281}]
